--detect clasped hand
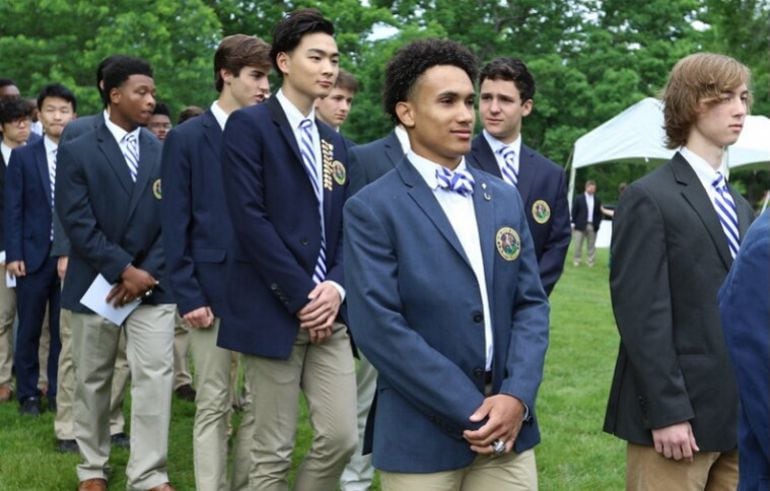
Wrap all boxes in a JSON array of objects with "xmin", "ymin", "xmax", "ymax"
[
  {"xmin": 297, "ymin": 281, "xmax": 341, "ymax": 344},
  {"xmin": 107, "ymin": 265, "xmax": 158, "ymax": 307},
  {"xmin": 463, "ymin": 394, "xmax": 525, "ymax": 455}
]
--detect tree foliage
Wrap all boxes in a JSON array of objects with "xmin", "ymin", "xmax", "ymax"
[{"xmin": 0, "ymin": 0, "xmax": 767, "ymax": 201}]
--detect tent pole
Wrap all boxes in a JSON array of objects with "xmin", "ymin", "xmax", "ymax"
[{"xmin": 567, "ymin": 151, "xmax": 576, "ymax": 213}]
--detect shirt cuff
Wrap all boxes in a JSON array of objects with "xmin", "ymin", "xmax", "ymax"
[{"xmin": 327, "ymin": 280, "xmax": 346, "ymax": 303}]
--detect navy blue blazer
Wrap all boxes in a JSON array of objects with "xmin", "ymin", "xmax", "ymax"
[
  {"xmin": 719, "ymin": 210, "xmax": 769, "ymax": 490},
  {"xmin": 5, "ymin": 138, "xmax": 54, "ymax": 273},
  {"xmin": 571, "ymin": 191, "xmax": 602, "ymax": 231},
  {"xmin": 161, "ymin": 110, "xmax": 232, "ymax": 317},
  {"xmin": 219, "ymin": 96, "xmax": 349, "ymax": 359},
  {"xmin": 348, "ymin": 130, "xmax": 403, "ymax": 195},
  {"xmin": 344, "ymin": 158, "xmax": 549, "ymax": 473},
  {"xmin": 55, "ymin": 123, "xmax": 171, "ymax": 313},
  {"xmin": 467, "ymin": 135, "xmax": 571, "ymax": 295},
  {"xmin": 0, "ymin": 134, "xmax": 41, "ymax": 252},
  {"xmin": 53, "ymin": 115, "xmax": 156, "ymax": 258}
]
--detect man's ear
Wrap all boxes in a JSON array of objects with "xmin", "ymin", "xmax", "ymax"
[{"xmin": 395, "ymin": 101, "xmax": 415, "ymax": 128}]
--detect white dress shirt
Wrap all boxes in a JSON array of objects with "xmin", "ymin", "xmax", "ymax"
[
  {"xmin": 210, "ymin": 100, "xmax": 229, "ymax": 131},
  {"xmin": 1, "ymin": 141, "xmax": 13, "ymax": 167},
  {"xmin": 679, "ymin": 146, "xmax": 729, "ymax": 206},
  {"xmin": 407, "ymin": 151, "xmax": 494, "ymax": 370},
  {"xmin": 104, "ymin": 115, "xmax": 141, "ymax": 165},
  {"xmin": 585, "ymin": 192, "xmax": 595, "ymax": 223}
]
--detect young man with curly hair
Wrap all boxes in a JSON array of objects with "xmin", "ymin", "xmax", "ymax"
[{"xmin": 344, "ymin": 38, "xmax": 549, "ymax": 490}]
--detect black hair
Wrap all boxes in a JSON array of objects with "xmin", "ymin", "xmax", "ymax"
[
  {"xmin": 102, "ymin": 57, "xmax": 153, "ymax": 104},
  {"xmin": 0, "ymin": 96, "xmax": 34, "ymax": 125},
  {"xmin": 152, "ymin": 101, "xmax": 170, "ymax": 117},
  {"xmin": 36, "ymin": 83, "xmax": 77, "ymax": 113},
  {"xmin": 96, "ymin": 55, "xmax": 133, "ymax": 107},
  {"xmin": 383, "ymin": 39, "xmax": 478, "ymax": 123},
  {"xmin": 479, "ymin": 57, "xmax": 535, "ymax": 102},
  {"xmin": 0, "ymin": 78, "xmax": 17, "ymax": 90},
  {"xmin": 270, "ymin": 8, "xmax": 334, "ymax": 78}
]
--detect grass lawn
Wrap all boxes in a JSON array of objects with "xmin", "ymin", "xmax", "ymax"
[{"xmin": 0, "ymin": 247, "xmax": 625, "ymax": 490}]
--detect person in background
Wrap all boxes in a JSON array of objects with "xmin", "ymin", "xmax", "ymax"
[
  {"xmin": 147, "ymin": 102, "xmax": 172, "ymax": 141},
  {"xmin": 570, "ymin": 179, "xmax": 602, "ymax": 267}
]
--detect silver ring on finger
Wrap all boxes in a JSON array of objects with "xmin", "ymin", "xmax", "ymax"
[{"xmin": 492, "ymin": 439, "xmax": 505, "ymax": 456}]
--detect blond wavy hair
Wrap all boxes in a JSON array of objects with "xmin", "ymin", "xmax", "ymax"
[{"xmin": 662, "ymin": 53, "xmax": 751, "ymax": 149}]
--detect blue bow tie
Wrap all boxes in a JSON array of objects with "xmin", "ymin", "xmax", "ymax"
[{"xmin": 435, "ymin": 166, "xmax": 475, "ymax": 196}]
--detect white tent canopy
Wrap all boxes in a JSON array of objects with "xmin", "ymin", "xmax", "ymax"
[{"xmin": 567, "ymin": 97, "xmax": 770, "ymax": 205}]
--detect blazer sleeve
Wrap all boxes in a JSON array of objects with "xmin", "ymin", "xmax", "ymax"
[
  {"xmin": 500, "ymin": 198, "xmax": 550, "ymax": 410},
  {"xmin": 344, "ymin": 195, "xmax": 485, "ymax": 436},
  {"xmin": 160, "ymin": 129, "xmax": 208, "ymax": 316},
  {"xmin": 4, "ymin": 152, "xmax": 24, "ymax": 263},
  {"xmin": 718, "ymin": 225, "xmax": 770, "ymax": 461},
  {"xmin": 55, "ymin": 143, "xmax": 133, "ymax": 283},
  {"xmin": 538, "ymin": 169, "xmax": 571, "ymax": 295},
  {"xmin": 221, "ymin": 109, "xmax": 316, "ymax": 314},
  {"xmin": 610, "ymin": 184, "xmax": 694, "ymax": 428}
]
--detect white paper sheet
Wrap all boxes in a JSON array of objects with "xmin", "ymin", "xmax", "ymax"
[
  {"xmin": 5, "ymin": 270, "xmax": 15, "ymax": 288},
  {"xmin": 80, "ymin": 274, "xmax": 140, "ymax": 325}
]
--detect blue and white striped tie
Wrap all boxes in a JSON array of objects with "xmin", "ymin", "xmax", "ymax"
[
  {"xmin": 435, "ymin": 166, "xmax": 475, "ymax": 196},
  {"xmin": 50, "ymin": 148, "xmax": 56, "ymax": 240},
  {"xmin": 711, "ymin": 172, "xmax": 740, "ymax": 259},
  {"xmin": 498, "ymin": 146, "xmax": 518, "ymax": 186},
  {"xmin": 123, "ymin": 133, "xmax": 139, "ymax": 182},
  {"xmin": 299, "ymin": 119, "xmax": 326, "ymax": 283}
]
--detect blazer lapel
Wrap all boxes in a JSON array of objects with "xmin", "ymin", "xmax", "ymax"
[
  {"xmin": 516, "ymin": 145, "xmax": 539, "ymax": 205},
  {"xmin": 96, "ymin": 124, "xmax": 133, "ymax": 195},
  {"xmin": 126, "ymin": 130, "xmax": 159, "ymax": 219},
  {"xmin": 470, "ymin": 135, "xmax": 502, "ymax": 178},
  {"xmin": 470, "ymin": 168, "xmax": 496, "ymax": 300},
  {"xmin": 267, "ymin": 97, "xmax": 304, "ymax": 171},
  {"xmin": 397, "ymin": 157, "xmax": 472, "ymax": 267},
  {"xmin": 672, "ymin": 154, "xmax": 733, "ymax": 269},
  {"xmin": 201, "ymin": 110, "xmax": 221, "ymax": 153},
  {"xmin": 33, "ymin": 142, "xmax": 52, "ymax": 209}
]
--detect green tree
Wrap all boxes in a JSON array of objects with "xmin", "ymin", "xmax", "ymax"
[{"xmin": 0, "ymin": 0, "xmax": 222, "ymax": 117}]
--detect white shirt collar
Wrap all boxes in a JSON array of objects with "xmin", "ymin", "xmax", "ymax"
[
  {"xmin": 394, "ymin": 125, "xmax": 411, "ymax": 154},
  {"xmin": 679, "ymin": 146, "xmax": 728, "ymax": 190},
  {"xmin": 276, "ymin": 89, "xmax": 316, "ymax": 130},
  {"xmin": 104, "ymin": 115, "xmax": 140, "ymax": 146},
  {"xmin": 407, "ymin": 151, "xmax": 469, "ymax": 190},
  {"xmin": 210, "ymin": 101, "xmax": 228, "ymax": 131},
  {"xmin": 43, "ymin": 135, "xmax": 58, "ymax": 155},
  {"xmin": 482, "ymin": 129, "xmax": 522, "ymax": 156},
  {"xmin": 1, "ymin": 141, "xmax": 13, "ymax": 166}
]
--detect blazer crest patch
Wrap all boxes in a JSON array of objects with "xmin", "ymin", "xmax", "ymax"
[
  {"xmin": 321, "ymin": 139, "xmax": 335, "ymax": 191},
  {"xmin": 496, "ymin": 226, "xmax": 521, "ymax": 261},
  {"xmin": 152, "ymin": 179, "xmax": 162, "ymax": 200},
  {"xmin": 532, "ymin": 200, "xmax": 550, "ymax": 224}
]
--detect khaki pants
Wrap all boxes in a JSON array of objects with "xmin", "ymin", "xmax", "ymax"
[
  {"xmin": 340, "ymin": 353, "xmax": 378, "ymax": 491},
  {"xmin": 55, "ymin": 308, "xmax": 129, "ymax": 440},
  {"xmin": 573, "ymin": 224, "xmax": 597, "ymax": 266},
  {"xmin": 71, "ymin": 305, "xmax": 174, "ymax": 490},
  {"xmin": 380, "ymin": 448, "xmax": 538, "ymax": 491},
  {"xmin": 626, "ymin": 443, "xmax": 738, "ymax": 490},
  {"xmin": 189, "ymin": 319, "xmax": 255, "ymax": 491},
  {"xmin": 38, "ymin": 308, "xmax": 50, "ymax": 389},
  {"xmin": 243, "ymin": 323, "xmax": 357, "ymax": 491},
  {"xmin": 173, "ymin": 313, "xmax": 192, "ymax": 389},
  {"xmin": 0, "ymin": 264, "xmax": 16, "ymax": 387}
]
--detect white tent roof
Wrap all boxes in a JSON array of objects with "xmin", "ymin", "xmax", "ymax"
[{"xmin": 572, "ymin": 97, "xmax": 770, "ymax": 170}]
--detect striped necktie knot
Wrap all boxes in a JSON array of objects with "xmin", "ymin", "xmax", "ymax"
[
  {"xmin": 435, "ymin": 166, "xmax": 475, "ymax": 197},
  {"xmin": 497, "ymin": 145, "xmax": 518, "ymax": 186},
  {"xmin": 711, "ymin": 171, "xmax": 740, "ymax": 258}
]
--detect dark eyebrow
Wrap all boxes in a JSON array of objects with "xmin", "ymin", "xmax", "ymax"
[{"xmin": 307, "ymin": 48, "xmax": 339, "ymax": 58}]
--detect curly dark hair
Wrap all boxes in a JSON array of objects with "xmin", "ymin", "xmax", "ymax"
[
  {"xmin": 479, "ymin": 57, "xmax": 535, "ymax": 102},
  {"xmin": 270, "ymin": 8, "xmax": 334, "ymax": 78},
  {"xmin": 383, "ymin": 39, "xmax": 478, "ymax": 124}
]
